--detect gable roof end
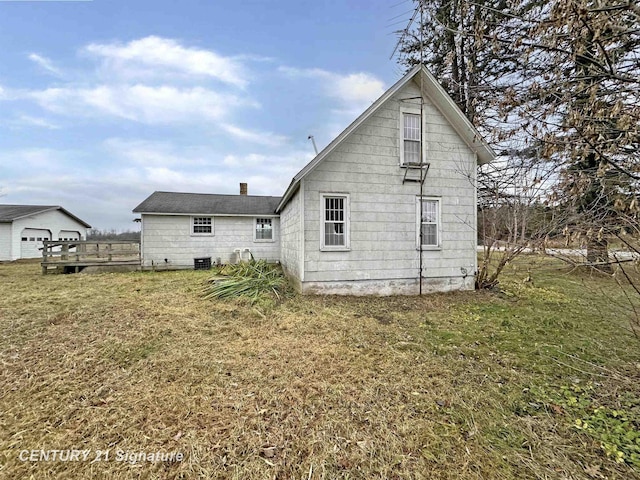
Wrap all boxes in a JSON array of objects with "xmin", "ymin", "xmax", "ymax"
[
  {"xmin": 0, "ymin": 204, "xmax": 91, "ymax": 228},
  {"xmin": 275, "ymin": 64, "xmax": 496, "ymax": 213}
]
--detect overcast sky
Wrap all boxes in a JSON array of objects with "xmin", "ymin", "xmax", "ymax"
[{"xmin": 0, "ymin": 0, "xmax": 412, "ymax": 230}]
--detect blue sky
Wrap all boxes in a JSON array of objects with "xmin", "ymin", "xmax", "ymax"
[{"xmin": 0, "ymin": 0, "xmax": 412, "ymax": 230}]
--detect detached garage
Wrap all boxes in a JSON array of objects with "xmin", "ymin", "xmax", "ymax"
[{"xmin": 0, "ymin": 205, "xmax": 91, "ymax": 261}]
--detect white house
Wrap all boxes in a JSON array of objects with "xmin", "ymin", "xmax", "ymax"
[
  {"xmin": 133, "ymin": 65, "xmax": 495, "ymax": 294},
  {"xmin": 0, "ymin": 205, "xmax": 91, "ymax": 261},
  {"xmin": 133, "ymin": 189, "xmax": 281, "ymax": 269}
]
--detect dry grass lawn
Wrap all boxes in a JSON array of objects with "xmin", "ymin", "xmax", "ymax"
[{"xmin": 1, "ymin": 258, "xmax": 639, "ymax": 479}]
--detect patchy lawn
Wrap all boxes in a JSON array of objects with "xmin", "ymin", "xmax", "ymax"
[{"xmin": 0, "ymin": 257, "xmax": 639, "ymax": 479}]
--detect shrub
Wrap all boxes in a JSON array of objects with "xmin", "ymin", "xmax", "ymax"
[{"xmin": 203, "ymin": 260, "xmax": 287, "ymax": 303}]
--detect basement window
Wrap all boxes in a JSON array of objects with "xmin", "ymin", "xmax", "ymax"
[
  {"xmin": 254, "ymin": 218, "xmax": 273, "ymax": 242},
  {"xmin": 192, "ymin": 217, "xmax": 213, "ymax": 235}
]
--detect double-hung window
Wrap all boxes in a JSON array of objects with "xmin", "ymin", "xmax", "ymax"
[
  {"xmin": 192, "ymin": 217, "xmax": 213, "ymax": 235},
  {"xmin": 417, "ymin": 197, "xmax": 440, "ymax": 248},
  {"xmin": 321, "ymin": 194, "xmax": 349, "ymax": 250},
  {"xmin": 255, "ymin": 218, "xmax": 273, "ymax": 241},
  {"xmin": 402, "ymin": 112, "xmax": 421, "ymax": 165}
]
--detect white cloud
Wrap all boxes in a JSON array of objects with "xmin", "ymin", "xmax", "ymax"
[
  {"xmin": 84, "ymin": 36, "xmax": 248, "ymax": 88},
  {"xmin": 0, "ymin": 141, "xmax": 315, "ymax": 230},
  {"xmin": 278, "ymin": 66, "xmax": 385, "ymax": 112},
  {"xmin": 223, "ymin": 153, "xmax": 270, "ymax": 167},
  {"xmin": 28, "ymin": 53, "xmax": 63, "ymax": 77},
  {"xmin": 221, "ymin": 124, "xmax": 288, "ymax": 147},
  {"xmin": 16, "ymin": 115, "xmax": 60, "ymax": 129},
  {"xmin": 29, "ymin": 84, "xmax": 251, "ymax": 124},
  {"xmin": 1, "ymin": 38, "xmax": 290, "ymax": 145},
  {"xmin": 332, "ymin": 72, "xmax": 386, "ymax": 109},
  {"xmin": 0, "ymin": 147, "xmax": 73, "ymax": 169},
  {"xmin": 141, "ymin": 166, "xmax": 243, "ymax": 193},
  {"xmin": 103, "ymin": 138, "xmax": 210, "ymax": 167},
  {"xmin": 223, "ymin": 150, "xmax": 313, "ymax": 170}
]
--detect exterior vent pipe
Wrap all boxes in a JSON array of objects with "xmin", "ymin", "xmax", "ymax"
[{"xmin": 308, "ymin": 135, "xmax": 318, "ymax": 155}]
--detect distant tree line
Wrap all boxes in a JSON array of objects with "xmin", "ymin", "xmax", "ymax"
[{"xmin": 87, "ymin": 228, "xmax": 141, "ymax": 242}]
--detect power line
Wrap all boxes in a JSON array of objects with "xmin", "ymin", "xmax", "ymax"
[
  {"xmin": 389, "ymin": 6, "xmax": 419, "ymax": 59},
  {"xmin": 389, "ymin": 0, "xmax": 413, "ymax": 9}
]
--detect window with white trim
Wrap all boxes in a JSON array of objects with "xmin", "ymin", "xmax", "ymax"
[
  {"xmin": 255, "ymin": 218, "xmax": 273, "ymax": 241},
  {"xmin": 192, "ymin": 217, "xmax": 213, "ymax": 235},
  {"xmin": 417, "ymin": 198, "xmax": 440, "ymax": 248},
  {"xmin": 402, "ymin": 112, "xmax": 421, "ymax": 165},
  {"xmin": 321, "ymin": 194, "xmax": 349, "ymax": 249}
]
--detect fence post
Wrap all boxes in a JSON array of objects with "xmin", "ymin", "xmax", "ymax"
[{"xmin": 42, "ymin": 240, "xmax": 49, "ymax": 275}]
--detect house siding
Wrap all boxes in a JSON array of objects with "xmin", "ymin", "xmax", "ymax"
[
  {"xmin": 301, "ymin": 79, "xmax": 477, "ymax": 294},
  {"xmin": 0, "ymin": 224, "xmax": 12, "ymax": 261},
  {"xmin": 140, "ymin": 214, "xmax": 280, "ymax": 268},
  {"xmin": 279, "ymin": 187, "xmax": 303, "ymax": 290},
  {"xmin": 9, "ymin": 211, "xmax": 88, "ymax": 260}
]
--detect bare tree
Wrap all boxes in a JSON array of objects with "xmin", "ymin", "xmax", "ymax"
[{"xmin": 398, "ymin": 0, "xmax": 640, "ymax": 283}]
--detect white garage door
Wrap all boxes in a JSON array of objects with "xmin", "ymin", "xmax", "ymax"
[
  {"xmin": 20, "ymin": 229, "xmax": 51, "ymax": 259},
  {"xmin": 58, "ymin": 230, "xmax": 81, "ymax": 241}
]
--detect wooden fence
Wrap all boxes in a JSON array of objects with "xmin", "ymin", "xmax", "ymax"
[{"xmin": 41, "ymin": 240, "xmax": 141, "ymax": 274}]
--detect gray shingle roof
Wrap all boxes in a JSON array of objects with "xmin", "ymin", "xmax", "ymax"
[
  {"xmin": 0, "ymin": 204, "xmax": 91, "ymax": 227},
  {"xmin": 133, "ymin": 191, "xmax": 281, "ymax": 216}
]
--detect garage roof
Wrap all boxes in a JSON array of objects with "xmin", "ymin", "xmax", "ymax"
[{"xmin": 0, "ymin": 205, "xmax": 91, "ymax": 228}]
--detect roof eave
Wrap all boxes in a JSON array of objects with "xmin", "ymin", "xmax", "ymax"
[
  {"xmin": 276, "ymin": 65, "xmax": 496, "ymax": 211},
  {"xmin": 276, "ymin": 65, "xmax": 424, "ymax": 212},
  {"xmin": 57, "ymin": 207, "xmax": 92, "ymax": 228},
  {"xmin": 9, "ymin": 206, "xmax": 58, "ymax": 222},
  {"xmin": 275, "ymin": 179, "xmax": 300, "ymax": 213},
  {"xmin": 136, "ymin": 211, "xmax": 280, "ymax": 217},
  {"xmin": 417, "ymin": 67, "xmax": 496, "ymax": 164},
  {"xmin": 0, "ymin": 206, "xmax": 91, "ymax": 228}
]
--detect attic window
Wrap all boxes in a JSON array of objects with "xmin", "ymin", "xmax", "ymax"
[
  {"xmin": 192, "ymin": 217, "xmax": 213, "ymax": 235},
  {"xmin": 401, "ymin": 111, "xmax": 421, "ymax": 165}
]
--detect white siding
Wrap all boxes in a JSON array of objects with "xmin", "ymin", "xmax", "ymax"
[
  {"xmin": 300, "ymin": 79, "xmax": 477, "ymax": 294},
  {"xmin": 0, "ymin": 224, "xmax": 12, "ymax": 261},
  {"xmin": 10, "ymin": 210, "xmax": 88, "ymax": 260},
  {"xmin": 279, "ymin": 187, "xmax": 302, "ymax": 289},
  {"xmin": 141, "ymin": 214, "xmax": 280, "ymax": 268}
]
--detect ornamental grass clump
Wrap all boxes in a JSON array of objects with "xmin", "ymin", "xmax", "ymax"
[{"xmin": 203, "ymin": 260, "xmax": 287, "ymax": 303}]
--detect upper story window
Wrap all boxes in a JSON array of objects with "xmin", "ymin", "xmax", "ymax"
[
  {"xmin": 403, "ymin": 113, "xmax": 421, "ymax": 165},
  {"xmin": 192, "ymin": 217, "xmax": 213, "ymax": 235},
  {"xmin": 255, "ymin": 218, "xmax": 273, "ymax": 241},
  {"xmin": 321, "ymin": 194, "xmax": 350, "ymax": 250}
]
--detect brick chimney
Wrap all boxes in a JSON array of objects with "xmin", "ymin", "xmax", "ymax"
[{"xmin": 239, "ymin": 182, "xmax": 248, "ymax": 195}]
